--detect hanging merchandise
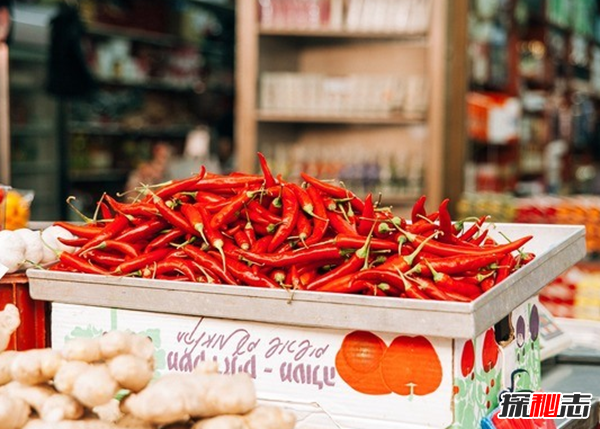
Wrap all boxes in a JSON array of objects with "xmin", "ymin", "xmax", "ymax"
[{"xmin": 46, "ymin": 3, "xmax": 96, "ymax": 98}]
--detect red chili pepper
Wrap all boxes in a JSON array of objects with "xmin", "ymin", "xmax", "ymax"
[
  {"xmin": 286, "ymin": 264, "xmax": 304, "ymax": 290},
  {"xmin": 233, "ymin": 230, "xmax": 251, "ymax": 250},
  {"xmin": 481, "ymin": 276, "xmax": 495, "ymax": 292},
  {"xmin": 494, "ymin": 253, "xmax": 517, "ymax": 285},
  {"xmin": 327, "ymin": 211, "xmax": 357, "ymax": 236},
  {"xmin": 155, "ymin": 166, "xmax": 206, "ymax": 199},
  {"xmin": 307, "ymin": 246, "xmax": 367, "ymax": 290},
  {"xmin": 239, "ymin": 244, "xmax": 344, "ymax": 268},
  {"xmin": 151, "ymin": 194, "xmax": 197, "ymax": 236},
  {"xmin": 406, "ymin": 220, "xmax": 437, "ymax": 235},
  {"xmin": 245, "ymin": 200, "xmax": 281, "ymax": 226},
  {"xmin": 182, "ymin": 245, "xmax": 238, "ymax": 285},
  {"xmin": 53, "ymin": 221, "xmax": 104, "ymax": 239},
  {"xmin": 470, "ymin": 229, "xmax": 489, "ymax": 246},
  {"xmin": 411, "ymin": 195, "xmax": 427, "ymax": 224},
  {"xmin": 195, "ymin": 192, "xmax": 226, "ymax": 205},
  {"xmin": 196, "ymin": 203, "xmax": 228, "ymax": 268},
  {"xmin": 423, "ymin": 260, "xmax": 482, "ymax": 299},
  {"xmin": 144, "ymin": 229, "xmax": 186, "ymax": 252},
  {"xmin": 210, "ymin": 190, "xmax": 255, "ymax": 230},
  {"xmin": 458, "ymin": 215, "xmax": 488, "ymax": 242},
  {"xmin": 411, "ymin": 253, "xmax": 500, "ymax": 276},
  {"xmin": 77, "ymin": 215, "xmax": 131, "ymax": 254},
  {"xmin": 407, "ymin": 275, "xmax": 451, "ymax": 300},
  {"xmin": 81, "ymin": 250, "xmax": 123, "ymax": 268},
  {"xmin": 243, "ymin": 221, "xmax": 257, "ymax": 246},
  {"xmin": 352, "ymin": 269, "xmax": 406, "ymax": 293},
  {"xmin": 314, "ymin": 273, "xmax": 366, "ymax": 294},
  {"xmin": 113, "ymin": 248, "xmax": 172, "ymax": 275},
  {"xmin": 250, "ymin": 235, "xmax": 273, "ymax": 253},
  {"xmin": 105, "ymin": 195, "xmax": 158, "ymax": 218},
  {"xmin": 60, "ymin": 252, "xmax": 109, "ymax": 275},
  {"xmin": 357, "ymin": 193, "xmax": 375, "ymax": 236},
  {"xmin": 289, "ymin": 183, "xmax": 315, "ymax": 216},
  {"xmin": 403, "ymin": 232, "xmax": 532, "ymax": 258},
  {"xmin": 195, "ymin": 176, "xmax": 264, "ymax": 191},
  {"xmin": 268, "ymin": 186, "xmax": 299, "ymax": 252},
  {"xmin": 149, "ymin": 258, "xmax": 198, "ymax": 282},
  {"xmin": 257, "ymin": 152, "xmax": 277, "ymax": 188},
  {"xmin": 300, "ymin": 173, "xmax": 364, "ymax": 212},
  {"xmin": 82, "ymin": 239, "xmax": 139, "ymax": 259},
  {"xmin": 97, "ymin": 201, "xmax": 113, "ymax": 220},
  {"xmin": 116, "ymin": 219, "xmax": 168, "ymax": 243},
  {"xmin": 57, "ymin": 236, "xmax": 89, "ymax": 247},
  {"xmin": 437, "ymin": 198, "xmax": 455, "ymax": 244},
  {"xmin": 295, "ymin": 212, "xmax": 312, "ymax": 244},
  {"xmin": 224, "ymin": 254, "xmax": 280, "ymax": 288},
  {"xmin": 334, "ymin": 234, "xmax": 397, "ymax": 252},
  {"xmin": 268, "ymin": 196, "xmax": 282, "ymax": 214},
  {"xmin": 304, "ymin": 186, "xmax": 329, "ymax": 246}
]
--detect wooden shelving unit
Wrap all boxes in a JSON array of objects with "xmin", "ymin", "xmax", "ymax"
[{"xmin": 235, "ymin": 0, "xmax": 468, "ymax": 209}]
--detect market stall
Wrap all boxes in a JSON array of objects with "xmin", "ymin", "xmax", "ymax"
[{"xmin": 0, "ymin": 154, "xmax": 589, "ymax": 428}]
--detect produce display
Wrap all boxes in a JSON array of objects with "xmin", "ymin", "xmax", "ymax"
[
  {"xmin": 0, "ymin": 303, "xmax": 296, "ymax": 429},
  {"xmin": 46, "ymin": 153, "xmax": 534, "ymax": 301}
]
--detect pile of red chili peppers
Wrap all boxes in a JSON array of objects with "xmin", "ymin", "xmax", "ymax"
[{"xmin": 49, "ymin": 153, "xmax": 535, "ymax": 302}]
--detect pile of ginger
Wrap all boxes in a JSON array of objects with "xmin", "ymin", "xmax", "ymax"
[{"xmin": 0, "ymin": 304, "xmax": 296, "ymax": 429}]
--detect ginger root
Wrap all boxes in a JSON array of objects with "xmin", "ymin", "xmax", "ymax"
[
  {"xmin": 0, "ymin": 394, "xmax": 30, "ymax": 429},
  {"xmin": 191, "ymin": 406, "xmax": 296, "ymax": 429},
  {"xmin": 10, "ymin": 349, "xmax": 63, "ymax": 385},
  {"xmin": 0, "ymin": 304, "xmax": 20, "ymax": 352},
  {"xmin": 0, "ymin": 350, "xmax": 18, "ymax": 385},
  {"xmin": 122, "ymin": 371, "xmax": 256, "ymax": 425}
]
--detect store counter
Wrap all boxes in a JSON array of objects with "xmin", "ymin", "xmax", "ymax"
[{"xmin": 542, "ymin": 355, "xmax": 600, "ymax": 428}]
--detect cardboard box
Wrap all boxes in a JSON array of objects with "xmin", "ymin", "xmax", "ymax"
[
  {"xmin": 32, "ymin": 223, "xmax": 584, "ymax": 428},
  {"xmin": 50, "ymin": 297, "xmax": 541, "ymax": 429}
]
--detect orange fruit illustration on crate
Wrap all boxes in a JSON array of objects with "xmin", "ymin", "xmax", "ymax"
[
  {"xmin": 335, "ymin": 331, "xmax": 443, "ymax": 397},
  {"xmin": 380, "ymin": 335, "xmax": 443, "ymax": 396},
  {"xmin": 335, "ymin": 330, "xmax": 391, "ymax": 395}
]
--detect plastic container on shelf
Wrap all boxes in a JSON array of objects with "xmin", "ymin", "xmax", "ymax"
[{"xmin": 0, "ymin": 273, "xmax": 48, "ymax": 350}]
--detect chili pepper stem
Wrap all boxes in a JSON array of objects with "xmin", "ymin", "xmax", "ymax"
[
  {"xmin": 66, "ymin": 196, "xmax": 95, "ymax": 224},
  {"xmin": 403, "ymin": 231, "xmax": 441, "ymax": 266},
  {"xmin": 415, "ymin": 213, "xmax": 435, "ymax": 224},
  {"xmin": 424, "ymin": 260, "xmax": 443, "ymax": 283},
  {"xmin": 92, "ymin": 193, "xmax": 108, "ymax": 223}
]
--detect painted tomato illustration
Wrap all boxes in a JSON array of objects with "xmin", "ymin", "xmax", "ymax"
[
  {"xmin": 380, "ymin": 335, "xmax": 443, "ymax": 396},
  {"xmin": 482, "ymin": 328, "xmax": 499, "ymax": 372},
  {"xmin": 460, "ymin": 340, "xmax": 475, "ymax": 377},
  {"xmin": 335, "ymin": 331, "xmax": 391, "ymax": 395}
]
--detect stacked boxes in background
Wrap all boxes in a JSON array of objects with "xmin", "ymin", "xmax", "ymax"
[
  {"xmin": 259, "ymin": 73, "xmax": 428, "ymax": 118},
  {"xmin": 258, "ymin": 0, "xmax": 432, "ymax": 34}
]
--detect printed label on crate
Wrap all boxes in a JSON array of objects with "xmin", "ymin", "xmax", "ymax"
[{"xmin": 52, "ymin": 303, "xmax": 454, "ymax": 428}]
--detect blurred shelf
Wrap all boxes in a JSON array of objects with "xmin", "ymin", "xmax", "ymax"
[
  {"xmin": 68, "ymin": 123, "xmax": 194, "ymax": 138},
  {"xmin": 11, "ymin": 125, "xmax": 55, "ymax": 137},
  {"xmin": 70, "ymin": 169, "xmax": 130, "ymax": 183},
  {"xmin": 259, "ymin": 27, "xmax": 428, "ymax": 42},
  {"xmin": 256, "ymin": 111, "xmax": 426, "ymax": 125},
  {"xmin": 95, "ymin": 78, "xmax": 200, "ymax": 93},
  {"xmin": 189, "ymin": 0, "xmax": 235, "ymax": 15},
  {"xmin": 85, "ymin": 22, "xmax": 186, "ymax": 48},
  {"xmin": 12, "ymin": 161, "xmax": 59, "ymax": 175}
]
